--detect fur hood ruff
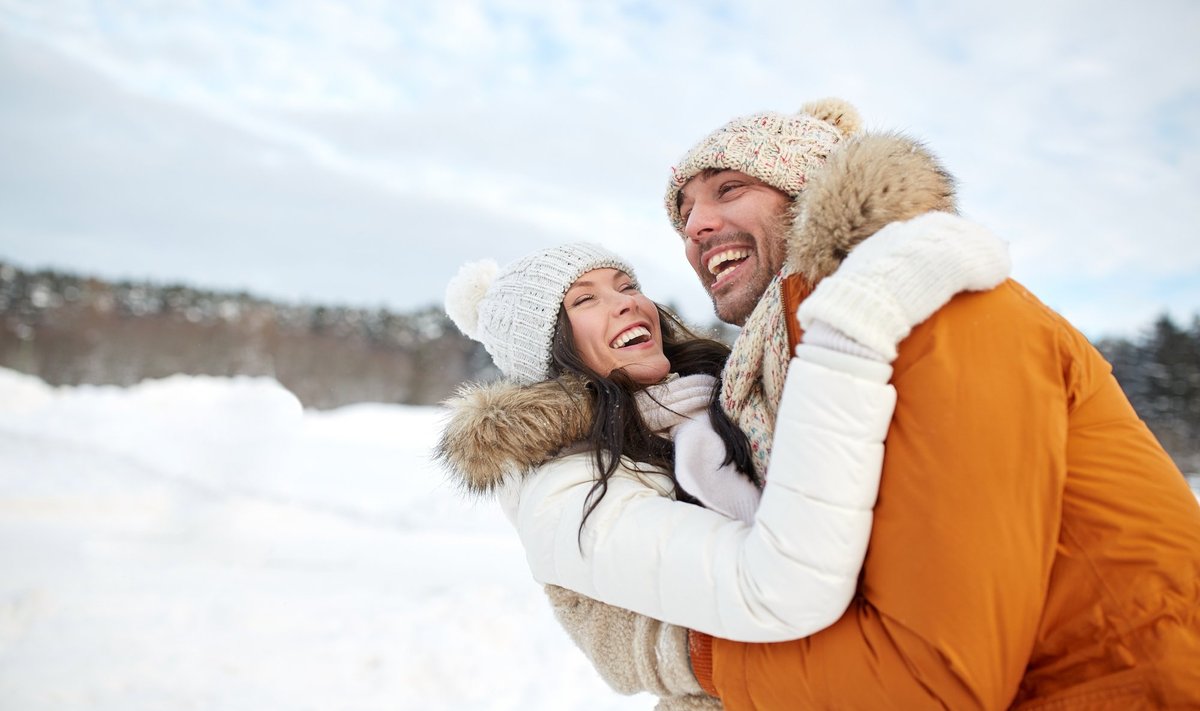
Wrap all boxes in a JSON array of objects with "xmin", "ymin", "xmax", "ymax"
[{"xmin": 436, "ymin": 132, "xmax": 956, "ymax": 494}]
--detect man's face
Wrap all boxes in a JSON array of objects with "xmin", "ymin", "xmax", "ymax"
[{"xmin": 677, "ymin": 170, "xmax": 791, "ymax": 326}]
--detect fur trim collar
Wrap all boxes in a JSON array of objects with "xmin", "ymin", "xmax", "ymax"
[
  {"xmin": 786, "ymin": 132, "xmax": 957, "ymax": 284},
  {"xmin": 437, "ymin": 132, "xmax": 957, "ymax": 495},
  {"xmin": 436, "ymin": 375, "xmax": 593, "ymax": 495}
]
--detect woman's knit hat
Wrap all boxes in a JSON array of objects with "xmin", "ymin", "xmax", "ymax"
[
  {"xmin": 663, "ymin": 98, "xmax": 863, "ymax": 234},
  {"xmin": 444, "ymin": 242, "xmax": 637, "ymax": 384}
]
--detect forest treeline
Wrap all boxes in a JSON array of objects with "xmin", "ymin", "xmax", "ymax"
[
  {"xmin": 1096, "ymin": 318, "xmax": 1200, "ymax": 474},
  {"xmin": 1, "ymin": 260, "xmax": 1197, "ymax": 472},
  {"xmin": 0, "ymin": 261, "xmax": 497, "ymax": 408}
]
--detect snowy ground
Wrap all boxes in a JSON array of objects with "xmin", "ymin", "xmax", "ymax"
[
  {"xmin": 1, "ymin": 369, "xmax": 1197, "ymax": 711},
  {"xmin": 0, "ymin": 368, "xmax": 651, "ymax": 711}
]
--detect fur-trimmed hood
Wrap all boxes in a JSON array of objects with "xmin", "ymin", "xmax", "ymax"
[
  {"xmin": 437, "ymin": 132, "xmax": 956, "ymax": 495},
  {"xmin": 785, "ymin": 131, "xmax": 957, "ymax": 284},
  {"xmin": 436, "ymin": 375, "xmax": 594, "ymax": 494}
]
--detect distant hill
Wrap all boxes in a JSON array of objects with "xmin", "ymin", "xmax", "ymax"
[
  {"xmin": 0, "ymin": 261, "xmax": 497, "ymax": 408},
  {"xmin": 1, "ymin": 259, "xmax": 1196, "ymax": 474}
]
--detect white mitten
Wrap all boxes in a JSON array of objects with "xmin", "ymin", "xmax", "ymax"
[
  {"xmin": 797, "ymin": 211, "xmax": 1011, "ymax": 360},
  {"xmin": 673, "ymin": 414, "xmax": 761, "ymax": 524},
  {"xmin": 801, "ymin": 319, "xmax": 887, "ymax": 362}
]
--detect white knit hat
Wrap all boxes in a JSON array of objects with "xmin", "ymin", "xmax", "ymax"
[
  {"xmin": 664, "ymin": 98, "xmax": 863, "ymax": 233},
  {"xmin": 444, "ymin": 242, "xmax": 638, "ymax": 384}
]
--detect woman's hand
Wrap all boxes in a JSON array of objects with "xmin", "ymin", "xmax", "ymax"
[{"xmin": 797, "ymin": 211, "xmax": 1011, "ymax": 360}]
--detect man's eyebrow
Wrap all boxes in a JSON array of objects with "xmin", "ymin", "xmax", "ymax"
[{"xmin": 676, "ymin": 168, "xmax": 728, "ymax": 211}]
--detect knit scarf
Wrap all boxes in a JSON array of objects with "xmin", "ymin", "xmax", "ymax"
[{"xmin": 720, "ymin": 274, "xmax": 793, "ymax": 480}]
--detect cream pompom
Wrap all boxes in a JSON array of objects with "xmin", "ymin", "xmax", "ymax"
[
  {"xmin": 444, "ymin": 259, "xmax": 498, "ymax": 339},
  {"xmin": 800, "ymin": 98, "xmax": 862, "ymax": 138}
]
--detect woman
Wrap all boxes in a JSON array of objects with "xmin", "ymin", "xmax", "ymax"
[{"xmin": 437, "ymin": 225, "xmax": 1007, "ymax": 644}]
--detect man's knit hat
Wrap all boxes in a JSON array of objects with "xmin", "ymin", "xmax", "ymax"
[
  {"xmin": 444, "ymin": 242, "xmax": 637, "ymax": 384},
  {"xmin": 664, "ymin": 98, "xmax": 863, "ymax": 233}
]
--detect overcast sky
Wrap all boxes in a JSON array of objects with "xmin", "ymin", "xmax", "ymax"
[{"xmin": 2, "ymin": 1, "xmax": 1198, "ymax": 338}]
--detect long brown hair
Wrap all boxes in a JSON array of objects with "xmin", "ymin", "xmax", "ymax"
[{"xmin": 547, "ymin": 303, "xmax": 759, "ymax": 538}]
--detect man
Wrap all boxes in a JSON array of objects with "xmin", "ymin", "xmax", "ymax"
[{"xmin": 664, "ymin": 99, "xmax": 1200, "ymax": 709}]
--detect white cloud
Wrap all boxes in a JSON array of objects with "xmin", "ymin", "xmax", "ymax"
[{"xmin": 1, "ymin": 0, "xmax": 1197, "ymax": 336}]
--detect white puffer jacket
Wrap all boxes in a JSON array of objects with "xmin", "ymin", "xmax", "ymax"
[{"xmin": 497, "ymin": 347, "xmax": 894, "ymax": 642}]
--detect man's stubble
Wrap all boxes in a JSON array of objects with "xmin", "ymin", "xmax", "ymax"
[{"xmin": 712, "ymin": 209, "xmax": 792, "ymax": 327}]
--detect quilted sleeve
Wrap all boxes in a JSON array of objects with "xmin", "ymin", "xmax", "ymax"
[{"xmin": 501, "ymin": 349, "xmax": 895, "ymax": 642}]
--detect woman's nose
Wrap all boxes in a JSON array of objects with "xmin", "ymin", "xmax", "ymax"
[{"xmin": 611, "ymin": 291, "xmax": 636, "ymax": 314}]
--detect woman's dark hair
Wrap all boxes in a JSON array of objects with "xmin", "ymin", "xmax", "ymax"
[{"xmin": 547, "ymin": 302, "xmax": 759, "ymax": 539}]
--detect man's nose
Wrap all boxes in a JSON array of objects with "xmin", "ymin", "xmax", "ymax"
[{"xmin": 684, "ymin": 200, "xmax": 721, "ymax": 242}]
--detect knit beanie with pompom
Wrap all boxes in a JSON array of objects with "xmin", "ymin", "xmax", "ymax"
[
  {"xmin": 444, "ymin": 242, "xmax": 637, "ymax": 384},
  {"xmin": 664, "ymin": 98, "xmax": 863, "ymax": 234}
]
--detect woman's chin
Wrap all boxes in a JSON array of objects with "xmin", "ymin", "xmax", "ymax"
[{"xmin": 624, "ymin": 358, "xmax": 672, "ymax": 386}]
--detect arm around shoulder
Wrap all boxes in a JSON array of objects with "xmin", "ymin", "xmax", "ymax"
[
  {"xmin": 709, "ymin": 292, "xmax": 1066, "ymax": 709},
  {"xmin": 506, "ymin": 348, "xmax": 895, "ymax": 643}
]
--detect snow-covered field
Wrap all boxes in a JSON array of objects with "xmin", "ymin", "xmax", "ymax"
[
  {"xmin": 0, "ymin": 368, "xmax": 650, "ymax": 711},
  {"xmin": 1, "ymin": 368, "xmax": 1197, "ymax": 711}
]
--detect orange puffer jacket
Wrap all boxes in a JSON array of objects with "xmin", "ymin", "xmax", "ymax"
[{"xmin": 690, "ymin": 277, "xmax": 1200, "ymax": 710}]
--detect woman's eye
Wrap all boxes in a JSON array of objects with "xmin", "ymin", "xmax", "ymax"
[
  {"xmin": 571, "ymin": 294, "xmax": 593, "ymax": 306},
  {"xmin": 620, "ymin": 283, "xmax": 638, "ymax": 292},
  {"xmin": 717, "ymin": 182, "xmax": 742, "ymax": 196}
]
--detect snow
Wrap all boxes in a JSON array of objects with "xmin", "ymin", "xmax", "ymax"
[
  {"xmin": 0, "ymin": 368, "xmax": 650, "ymax": 711},
  {"xmin": 2, "ymin": 368, "xmax": 1197, "ymax": 711}
]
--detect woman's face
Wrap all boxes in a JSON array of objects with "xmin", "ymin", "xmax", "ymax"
[{"xmin": 563, "ymin": 268, "xmax": 671, "ymax": 386}]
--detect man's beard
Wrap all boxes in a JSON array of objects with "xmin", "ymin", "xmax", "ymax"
[
  {"xmin": 710, "ymin": 217, "xmax": 790, "ymax": 326},
  {"xmin": 712, "ymin": 261, "xmax": 777, "ymax": 326}
]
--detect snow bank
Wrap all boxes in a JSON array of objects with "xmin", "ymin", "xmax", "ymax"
[
  {"xmin": 1, "ymin": 368, "xmax": 1196, "ymax": 710},
  {"xmin": 0, "ymin": 369, "xmax": 648, "ymax": 711}
]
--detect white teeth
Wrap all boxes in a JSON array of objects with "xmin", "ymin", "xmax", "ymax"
[
  {"xmin": 610, "ymin": 326, "xmax": 650, "ymax": 349},
  {"xmin": 707, "ymin": 248, "xmax": 751, "ymax": 276}
]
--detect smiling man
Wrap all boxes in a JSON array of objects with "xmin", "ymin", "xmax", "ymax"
[
  {"xmin": 674, "ymin": 170, "xmax": 791, "ymax": 325},
  {"xmin": 672, "ymin": 100, "xmax": 1200, "ymax": 710},
  {"xmin": 665, "ymin": 101, "xmax": 854, "ymax": 330},
  {"xmin": 555, "ymin": 99, "xmax": 1200, "ymax": 710}
]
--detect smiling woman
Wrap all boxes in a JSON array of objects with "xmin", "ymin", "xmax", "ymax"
[
  {"xmin": 436, "ymin": 234, "xmax": 1011, "ymax": 707},
  {"xmin": 560, "ymin": 268, "xmax": 670, "ymax": 386}
]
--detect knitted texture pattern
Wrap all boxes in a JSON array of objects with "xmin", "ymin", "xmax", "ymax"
[
  {"xmin": 635, "ymin": 374, "xmax": 716, "ymax": 434},
  {"xmin": 542, "ymin": 585, "xmax": 716, "ymax": 706},
  {"xmin": 663, "ymin": 98, "xmax": 862, "ymax": 233},
  {"xmin": 719, "ymin": 274, "xmax": 793, "ymax": 479},
  {"xmin": 796, "ymin": 211, "xmax": 1012, "ymax": 360},
  {"xmin": 445, "ymin": 242, "xmax": 636, "ymax": 384}
]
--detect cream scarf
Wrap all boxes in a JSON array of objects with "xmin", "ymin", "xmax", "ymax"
[{"xmin": 719, "ymin": 274, "xmax": 793, "ymax": 480}]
